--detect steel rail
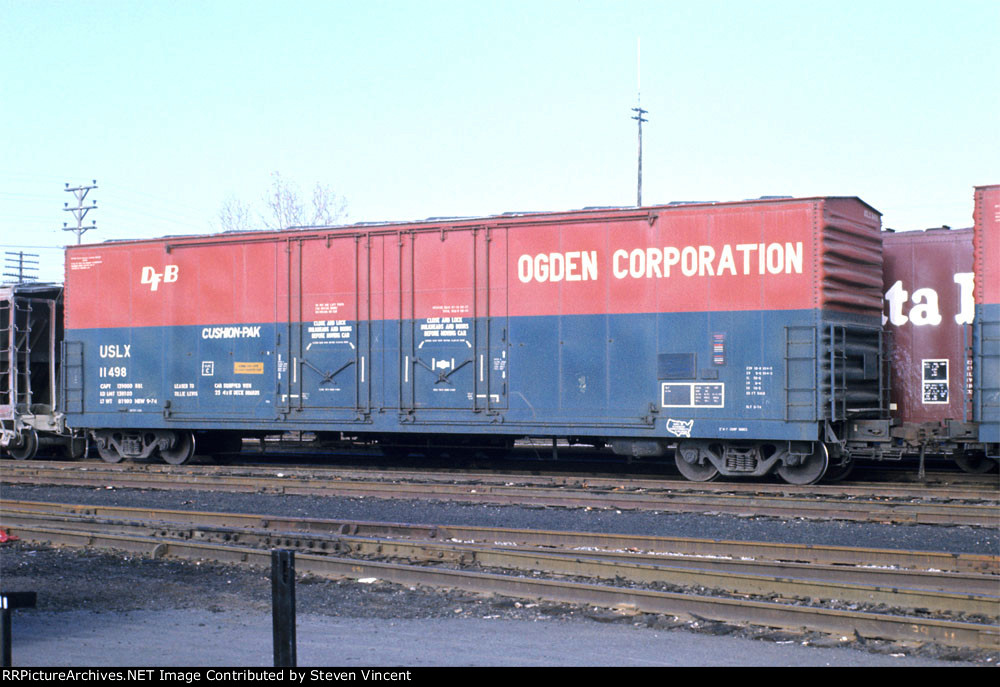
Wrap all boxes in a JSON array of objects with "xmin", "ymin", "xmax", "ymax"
[
  {"xmin": 4, "ymin": 506, "xmax": 998, "ymax": 617},
  {"xmin": 4, "ymin": 522, "xmax": 997, "ymax": 651},
  {"xmin": 7, "ymin": 459, "xmax": 998, "ymax": 502},
  {"xmin": 5, "ymin": 500, "xmax": 996, "ymax": 574},
  {"xmin": 2, "ymin": 464, "xmax": 998, "ymax": 526}
]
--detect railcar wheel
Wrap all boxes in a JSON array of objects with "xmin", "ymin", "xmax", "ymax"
[
  {"xmin": 160, "ymin": 431, "xmax": 196, "ymax": 465},
  {"xmin": 954, "ymin": 452, "xmax": 997, "ymax": 474},
  {"xmin": 96, "ymin": 441, "xmax": 124, "ymax": 463},
  {"xmin": 674, "ymin": 446, "xmax": 720, "ymax": 482},
  {"xmin": 9, "ymin": 429, "xmax": 39, "ymax": 460},
  {"xmin": 776, "ymin": 443, "xmax": 829, "ymax": 485}
]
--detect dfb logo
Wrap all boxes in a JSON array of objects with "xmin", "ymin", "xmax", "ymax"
[{"xmin": 141, "ymin": 265, "xmax": 179, "ymax": 291}]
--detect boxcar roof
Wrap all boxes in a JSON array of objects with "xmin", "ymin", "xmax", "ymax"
[{"xmin": 73, "ymin": 195, "xmax": 882, "ymax": 249}]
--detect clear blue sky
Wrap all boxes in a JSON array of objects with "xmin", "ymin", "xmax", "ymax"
[{"xmin": 2, "ymin": 0, "xmax": 997, "ymax": 282}]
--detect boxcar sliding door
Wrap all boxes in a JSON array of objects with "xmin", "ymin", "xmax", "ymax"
[
  {"xmin": 398, "ymin": 225, "xmax": 508, "ymax": 416},
  {"xmin": 282, "ymin": 234, "xmax": 372, "ymax": 421}
]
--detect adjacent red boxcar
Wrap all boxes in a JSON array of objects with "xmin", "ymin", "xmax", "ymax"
[
  {"xmin": 882, "ymin": 227, "xmax": 974, "ymax": 426},
  {"xmin": 876, "ymin": 185, "xmax": 999, "ymax": 471}
]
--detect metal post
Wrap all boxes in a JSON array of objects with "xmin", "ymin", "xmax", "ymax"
[
  {"xmin": 1, "ymin": 609, "xmax": 10, "ymax": 668},
  {"xmin": 271, "ymin": 550, "xmax": 297, "ymax": 667},
  {"xmin": 1, "ymin": 592, "xmax": 37, "ymax": 668},
  {"xmin": 631, "ymin": 106, "xmax": 648, "ymax": 206}
]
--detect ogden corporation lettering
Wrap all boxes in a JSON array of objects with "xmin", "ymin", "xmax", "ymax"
[{"xmin": 517, "ymin": 242, "xmax": 803, "ymax": 284}]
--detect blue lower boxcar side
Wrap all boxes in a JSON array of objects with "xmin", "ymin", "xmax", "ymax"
[{"xmin": 64, "ymin": 308, "xmax": 880, "ymax": 443}]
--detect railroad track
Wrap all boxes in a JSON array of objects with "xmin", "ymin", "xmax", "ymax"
[
  {"xmin": 2, "ymin": 461, "xmax": 999, "ymax": 527},
  {"xmin": 2, "ymin": 499, "xmax": 997, "ymax": 651}
]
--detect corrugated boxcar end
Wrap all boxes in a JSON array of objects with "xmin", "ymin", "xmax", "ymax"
[
  {"xmin": 973, "ymin": 185, "xmax": 1000, "ymax": 448},
  {"xmin": 814, "ymin": 200, "xmax": 888, "ymax": 428},
  {"xmin": 819, "ymin": 197, "xmax": 884, "ymax": 316}
]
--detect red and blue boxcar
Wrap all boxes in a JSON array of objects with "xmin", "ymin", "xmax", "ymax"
[{"xmin": 61, "ymin": 195, "xmax": 888, "ymax": 483}]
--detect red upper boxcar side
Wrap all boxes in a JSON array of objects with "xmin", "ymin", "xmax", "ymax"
[
  {"xmin": 506, "ymin": 198, "xmax": 881, "ymax": 318},
  {"xmin": 65, "ymin": 196, "xmax": 882, "ymax": 331},
  {"xmin": 65, "ymin": 240, "xmax": 281, "ymax": 330}
]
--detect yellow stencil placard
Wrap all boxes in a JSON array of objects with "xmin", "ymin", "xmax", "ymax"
[{"xmin": 234, "ymin": 362, "xmax": 264, "ymax": 374}]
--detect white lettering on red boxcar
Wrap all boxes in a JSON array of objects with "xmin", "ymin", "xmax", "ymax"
[
  {"xmin": 882, "ymin": 272, "xmax": 974, "ymax": 326},
  {"xmin": 140, "ymin": 265, "xmax": 179, "ymax": 291},
  {"xmin": 606, "ymin": 242, "xmax": 803, "ymax": 281},
  {"xmin": 517, "ymin": 251, "xmax": 599, "ymax": 283}
]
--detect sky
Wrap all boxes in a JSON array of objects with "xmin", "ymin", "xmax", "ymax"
[{"xmin": 1, "ymin": 0, "xmax": 998, "ymax": 283}]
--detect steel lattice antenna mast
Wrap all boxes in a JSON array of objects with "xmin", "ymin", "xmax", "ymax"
[
  {"xmin": 63, "ymin": 180, "xmax": 98, "ymax": 244},
  {"xmin": 631, "ymin": 39, "xmax": 648, "ymax": 207}
]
